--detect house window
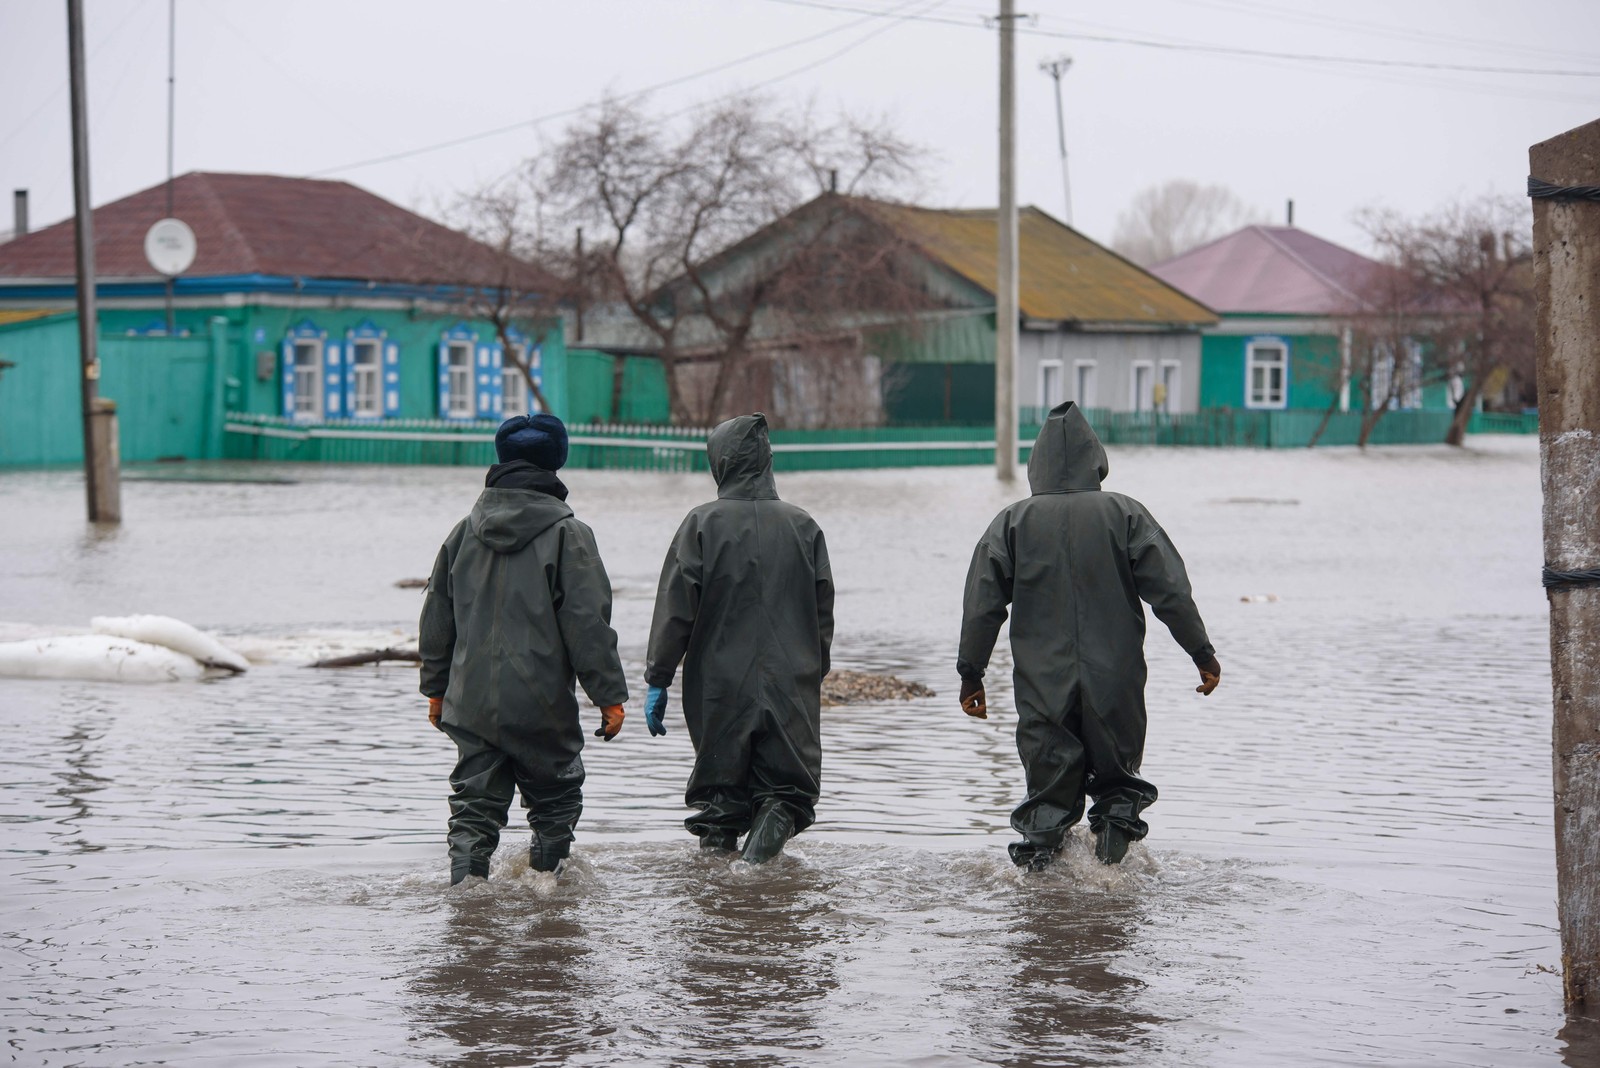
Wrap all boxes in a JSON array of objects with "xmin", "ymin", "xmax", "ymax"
[
  {"xmin": 1074, "ymin": 360, "xmax": 1097, "ymax": 408},
  {"xmin": 351, "ymin": 339, "xmax": 382, "ymax": 418},
  {"xmin": 1159, "ymin": 360, "xmax": 1181, "ymax": 413},
  {"xmin": 1038, "ymin": 359, "xmax": 1064, "ymax": 410},
  {"xmin": 292, "ymin": 340, "xmax": 322, "ymax": 419},
  {"xmin": 1246, "ymin": 341, "xmax": 1288, "ymax": 409},
  {"xmin": 503, "ymin": 342, "xmax": 530, "ymax": 416},
  {"xmin": 1131, "ymin": 361, "xmax": 1154, "ymax": 412},
  {"xmin": 447, "ymin": 341, "xmax": 474, "ymax": 418}
]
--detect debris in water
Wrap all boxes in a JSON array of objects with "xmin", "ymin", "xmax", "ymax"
[
  {"xmin": 311, "ymin": 647, "xmax": 422, "ymax": 668},
  {"xmin": 394, "ymin": 578, "xmax": 429, "ymax": 589},
  {"xmin": 822, "ymin": 670, "xmax": 935, "ymax": 705},
  {"xmin": 1240, "ymin": 594, "xmax": 1281, "ymax": 603}
]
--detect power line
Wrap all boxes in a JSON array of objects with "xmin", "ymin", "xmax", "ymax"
[
  {"xmin": 764, "ymin": 0, "xmax": 1600, "ymax": 76},
  {"xmin": 308, "ymin": 1, "xmax": 929, "ymax": 178}
]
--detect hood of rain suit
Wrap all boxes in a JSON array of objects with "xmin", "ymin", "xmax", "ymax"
[
  {"xmin": 708, "ymin": 414, "xmax": 780, "ymax": 500},
  {"xmin": 419, "ymin": 478, "xmax": 628, "ymax": 781},
  {"xmin": 1026, "ymin": 402, "xmax": 1109, "ymax": 494},
  {"xmin": 958, "ymin": 400, "xmax": 1213, "ymax": 845},
  {"xmin": 646, "ymin": 413, "xmax": 834, "ymax": 835}
]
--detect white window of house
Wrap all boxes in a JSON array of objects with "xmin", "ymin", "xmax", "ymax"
[
  {"xmin": 1159, "ymin": 360, "xmax": 1181, "ymax": 413},
  {"xmin": 351, "ymin": 339, "xmax": 382, "ymax": 418},
  {"xmin": 1131, "ymin": 361, "xmax": 1154, "ymax": 412},
  {"xmin": 447, "ymin": 341, "xmax": 474, "ymax": 418},
  {"xmin": 292, "ymin": 340, "xmax": 322, "ymax": 419},
  {"xmin": 1246, "ymin": 341, "xmax": 1288, "ymax": 409},
  {"xmin": 1369, "ymin": 342, "xmax": 1394, "ymax": 410},
  {"xmin": 1074, "ymin": 360, "xmax": 1098, "ymax": 408},
  {"xmin": 503, "ymin": 342, "xmax": 529, "ymax": 416},
  {"xmin": 1400, "ymin": 340, "xmax": 1423, "ymax": 409},
  {"xmin": 1038, "ymin": 359, "xmax": 1064, "ymax": 410}
]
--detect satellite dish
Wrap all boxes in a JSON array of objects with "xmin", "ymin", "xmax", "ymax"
[{"xmin": 144, "ymin": 217, "xmax": 197, "ymax": 277}]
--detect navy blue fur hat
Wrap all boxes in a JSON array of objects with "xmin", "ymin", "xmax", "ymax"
[{"xmin": 494, "ymin": 413, "xmax": 569, "ymax": 470}]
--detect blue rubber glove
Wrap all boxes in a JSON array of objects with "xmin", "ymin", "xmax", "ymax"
[{"xmin": 644, "ymin": 685, "xmax": 669, "ymax": 736}]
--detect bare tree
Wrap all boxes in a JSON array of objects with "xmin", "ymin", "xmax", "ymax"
[
  {"xmin": 437, "ymin": 174, "xmax": 565, "ymax": 414},
  {"xmin": 537, "ymin": 94, "xmax": 929, "ymax": 425},
  {"xmin": 1357, "ymin": 196, "xmax": 1535, "ymax": 446},
  {"xmin": 1112, "ymin": 179, "xmax": 1268, "ymax": 266}
]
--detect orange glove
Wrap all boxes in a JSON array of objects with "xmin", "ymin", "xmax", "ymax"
[
  {"xmin": 428, "ymin": 696, "xmax": 443, "ymax": 729},
  {"xmin": 959, "ymin": 677, "xmax": 987, "ymax": 719},
  {"xmin": 595, "ymin": 704, "xmax": 625, "ymax": 741},
  {"xmin": 1195, "ymin": 655, "xmax": 1222, "ymax": 696}
]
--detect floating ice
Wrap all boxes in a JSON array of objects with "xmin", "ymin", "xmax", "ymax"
[
  {"xmin": 91, "ymin": 614, "xmax": 249, "ymax": 672},
  {"xmin": 0, "ymin": 634, "xmax": 205, "ymax": 683}
]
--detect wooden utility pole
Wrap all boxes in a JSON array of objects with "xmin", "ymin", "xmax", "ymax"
[
  {"xmin": 67, "ymin": 0, "xmax": 120, "ymax": 523},
  {"xmin": 994, "ymin": 0, "xmax": 1018, "ymax": 482},
  {"xmin": 1530, "ymin": 117, "xmax": 1600, "ymax": 1008}
]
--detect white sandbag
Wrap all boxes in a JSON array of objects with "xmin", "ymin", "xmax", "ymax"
[
  {"xmin": 0, "ymin": 635, "xmax": 205, "ymax": 683},
  {"xmin": 91, "ymin": 614, "xmax": 250, "ymax": 673}
]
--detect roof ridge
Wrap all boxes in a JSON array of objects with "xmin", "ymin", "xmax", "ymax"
[
  {"xmin": 1251, "ymin": 225, "xmax": 1362, "ymax": 305},
  {"xmin": 192, "ymin": 173, "xmax": 261, "ymax": 275}
]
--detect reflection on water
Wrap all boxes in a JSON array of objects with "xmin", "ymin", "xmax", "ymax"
[{"xmin": 0, "ymin": 438, "xmax": 1581, "ymax": 1065}]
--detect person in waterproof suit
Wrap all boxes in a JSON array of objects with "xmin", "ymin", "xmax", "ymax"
[
  {"xmin": 642, "ymin": 413, "xmax": 835, "ymax": 864},
  {"xmin": 957, "ymin": 401, "xmax": 1221, "ymax": 870},
  {"xmin": 419, "ymin": 414, "xmax": 629, "ymax": 885}
]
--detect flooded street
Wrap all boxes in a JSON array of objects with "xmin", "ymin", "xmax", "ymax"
[{"xmin": 0, "ymin": 437, "xmax": 1573, "ymax": 1066}]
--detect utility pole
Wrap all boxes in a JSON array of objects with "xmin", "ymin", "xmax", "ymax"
[
  {"xmin": 1530, "ymin": 117, "xmax": 1600, "ymax": 1009},
  {"xmin": 994, "ymin": 0, "xmax": 1019, "ymax": 482},
  {"xmin": 1040, "ymin": 55, "xmax": 1072, "ymax": 226},
  {"xmin": 67, "ymin": 0, "xmax": 120, "ymax": 523}
]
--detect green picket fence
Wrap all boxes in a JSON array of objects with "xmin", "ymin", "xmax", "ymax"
[
  {"xmin": 1467, "ymin": 410, "xmax": 1539, "ymax": 435},
  {"xmin": 222, "ymin": 405, "xmax": 1530, "ymax": 473}
]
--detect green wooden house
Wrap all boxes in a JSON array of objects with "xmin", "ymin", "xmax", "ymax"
[
  {"xmin": 1150, "ymin": 224, "xmax": 1457, "ymax": 414},
  {"xmin": 0, "ymin": 172, "xmax": 572, "ymax": 466}
]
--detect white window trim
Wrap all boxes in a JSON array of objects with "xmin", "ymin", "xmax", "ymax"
[
  {"xmin": 503, "ymin": 342, "xmax": 530, "ymax": 416},
  {"xmin": 446, "ymin": 340, "xmax": 475, "ymax": 419},
  {"xmin": 1037, "ymin": 358, "xmax": 1064, "ymax": 409},
  {"xmin": 350, "ymin": 338, "xmax": 383, "ymax": 419},
  {"xmin": 292, "ymin": 338, "xmax": 323, "ymax": 422},
  {"xmin": 1073, "ymin": 359, "xmax": 1098, "ymax": 408},
  {"xmin": 1245, "ymin": 339, "xmax": 1289, "ymax": 410},
  {"xmin": 1130, "ymin": 360, "xmax": 1155, "ymax": 413},
  {"xmin": 1159, "ymin": 359, "xmax": 1182, "ymax": 414}
]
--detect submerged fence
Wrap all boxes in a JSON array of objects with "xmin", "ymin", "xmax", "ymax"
[{"xmin": 221, "ymin": 406, "xmax": 1535, "ymax": 472}]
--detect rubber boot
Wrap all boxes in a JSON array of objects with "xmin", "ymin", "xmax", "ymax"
[
  {"xmin": 739, "ymin": 801, "xmax": 795, "ymax": 865},
  {"xmin": 450, "ymin": 857, "xmax": 490, "ymax": 886},
  {"xmin": 700, "ymin": 830, "xmax": 738, "ymax": 852},
  {"xmin": 1095, "ymin": 824, "xmax": 1130, "ymax": 865},
  {"xmin": 530, "ymin": 832, "xmax": 571, "ymax": 874},
  {"xmin": 1008, "ymin": 840, "xmax": 1060, "ymax": 872}
]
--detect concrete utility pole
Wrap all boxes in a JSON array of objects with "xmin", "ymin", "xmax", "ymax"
[
  {"xmin": 1040, "ymin": 55, "xmax": 1072, "ymax": 226},
  {"xmin": 164, "ymin": 0, "xmax": 176, "ymax": 334},
  {"xmin": 994, "ymin": 0, "xmax": 1019, "ymax": 482},
  {"xmin": 67, "ymin": 0, "xmax": 120, "ymax": 523},
  {"xmin": 1530, "ymin": 117, "xmax": 1600, "ymax": 1008}
]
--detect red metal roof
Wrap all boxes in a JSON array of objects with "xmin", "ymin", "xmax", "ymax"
[
  {"xmin": 1149, "ymin": 225, "xmax": 1381, "ymax": 316},
  {"xmin": 0, "ymin": 171, "xmax": 554, "ymax": 290}
]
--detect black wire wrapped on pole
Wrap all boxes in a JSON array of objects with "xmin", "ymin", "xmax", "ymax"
[
  {"xmin": 1543, "ymin": 567, "xmax": 1600, "ymax": 591},
  {"xmin": 1529, "ymin": 176, "xmax": 1600, "ymax": 202}
]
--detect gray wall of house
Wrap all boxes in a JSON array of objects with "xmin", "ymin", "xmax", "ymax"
[{"xmin": 1018, "ymin": 330, "xmax": 1202, "ymax": 414}]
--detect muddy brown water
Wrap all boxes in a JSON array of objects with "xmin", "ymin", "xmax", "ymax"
[{"xmin": 0, "ymin": 437, "xmax": 1580, "ymax": 1066}]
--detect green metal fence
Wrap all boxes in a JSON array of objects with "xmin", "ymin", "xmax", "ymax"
[
  {"xmin": 222, "ymin": 404, "xmax": 1534, "ymax": 473},
  {"xmin": 1467, "ymin": 410, "xmax": 1539, "ymax": 435}
]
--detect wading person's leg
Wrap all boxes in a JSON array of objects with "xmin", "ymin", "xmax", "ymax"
[
  {"xmin": 741, "ymin": 712, "xmax": 821, "ymax": 864},
  {"xmin": 442, "ymin": 724, "xmax": 516, "ymax": 884},
  {"xmin": 1010, "ymin": 700, "xmax": 1089, "ymax": 870},
  {"xmin": 516, "ymin": 768, "xmax": 584, "ymax": 874},
  {"xmin": 1083, "ymin": 701, "xmax": 1157, "ymax": 865}
]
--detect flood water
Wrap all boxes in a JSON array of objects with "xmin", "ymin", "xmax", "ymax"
[{"xmin": 0, "ymin": 436, "xmax": 1579, "ymax": 1066}]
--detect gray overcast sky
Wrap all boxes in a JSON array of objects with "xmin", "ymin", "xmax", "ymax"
[{"xmin": 3, "ymin": 0, "xmax": 1597, "ymax": 256}]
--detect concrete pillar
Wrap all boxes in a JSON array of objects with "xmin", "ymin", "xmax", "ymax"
[{"xmin": 1530, "ymin": 117, "xmax": 1600, "ymax": 1008}]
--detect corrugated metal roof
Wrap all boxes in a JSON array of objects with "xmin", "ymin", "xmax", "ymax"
[
  {"xmin": 1149, "ymin": 225, "xmax": 1380, "ymax": 315},
  {"xmin": 860, "ymin": 201, "xmax": 1216, "ymax": 326},
  {"xmin": 0, "ymin": 172, "xmax": 556, "ymax": 291}
]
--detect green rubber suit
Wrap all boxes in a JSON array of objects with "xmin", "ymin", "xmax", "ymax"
[
  {"xmin": 958, "ymin": 402, "xmax": 1214, "ymax": 865},
  {"xmin": 420, "ymin": 462, "xmax": 629, "ymax": 882},
  {"xmin": 645, "ymin": 414, "xmax": 835, "ymax": 855}
]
